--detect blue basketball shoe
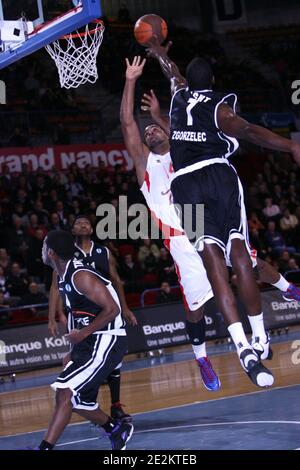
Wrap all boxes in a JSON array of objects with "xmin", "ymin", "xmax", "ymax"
[
  {"xmin": 108, "ymin": 421, "xmax": 134, "ymax": 450},
  {"xmin": 196, "ymin": 357, "xmax": 221, "ymax": 391},
  {"xmin": 282, "ymin": 283, "xmax": 300, "ymax": 302}
]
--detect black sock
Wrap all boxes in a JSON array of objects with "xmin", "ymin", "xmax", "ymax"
[
  {"xmin": 102, "ymin": 417, "xmax": 116, "ymax": 433},
  {"xmin": 107, "ymin": 368, "xmax": 121, "ymax": 405},
  {"xmin": 39, "ymin": 440, "xmax": 54, "ymax": 450},
  {"xmin": 185, "ymin": 318, "xmax": 206, "ymax": 345}
]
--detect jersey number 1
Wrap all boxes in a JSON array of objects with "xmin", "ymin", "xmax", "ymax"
[{"xmin": 186, "ymin": 98, "xmax": 198, "ymax": 126}]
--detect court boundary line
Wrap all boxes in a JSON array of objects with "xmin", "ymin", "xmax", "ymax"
[
  {"xmin": 1, "ymin": 381, "xmax": 300, "ymax": 439},
  {"xmin": 54, "ymin": 420, "xmax": 300, "ymax": 448}
]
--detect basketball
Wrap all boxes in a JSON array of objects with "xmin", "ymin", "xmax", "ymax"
[{"xmin": 134, "ymin": 14, "xmax": 168, "ymax": 46}]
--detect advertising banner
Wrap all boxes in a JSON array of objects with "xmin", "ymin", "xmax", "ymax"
[
  {"xmin": 0, "ymin": 289, "xmax": 299, "ymax": 374},
  {"xmin": 0, "ymin": 144, "xmax": 134, "ymax": 173}
]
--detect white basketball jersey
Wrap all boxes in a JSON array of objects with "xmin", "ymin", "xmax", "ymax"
[{"xmin": 140, "ymin": 151, "xmax": 184, "ymax": 237}]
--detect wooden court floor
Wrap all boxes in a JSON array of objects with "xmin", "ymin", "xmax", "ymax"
[{"xmin": 0, "ymin": 336, "xmax": 299, "ymax": 437}]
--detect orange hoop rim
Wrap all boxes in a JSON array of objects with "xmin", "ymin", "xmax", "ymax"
[{"xmin": 61, "ymin": 19, "xmax": 104, "ymax": 40}]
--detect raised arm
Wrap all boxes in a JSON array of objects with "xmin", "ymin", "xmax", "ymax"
[
  {"xmin": 120, "ymin": 56, "xmax": 149, "ymax": 185},
  {"xmin": 66, "ymin": 271, "xmax": 120, "ymax": 344},
  {"xmin": 146, "ymin": 39, "xmax": 186, "ymax": 95},
  {"xmin": 217, "ymin": 104, "xmax": 300, "ymax": 165},
  {"xmin": 141, "ymin": 89, "xmax": 170, "ymax": 136}
]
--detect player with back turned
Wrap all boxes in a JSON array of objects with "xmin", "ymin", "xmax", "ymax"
[
  {"xmin": 48, "ymin": 215, "xmax": 137, "ymax": 422},
  {"xmin": 146, "ymin": 35, "xmax": 300, "ymax": 386},
  {"xmin": 37, "ymin": 230, "xmax": 133, "ymax": 450}
]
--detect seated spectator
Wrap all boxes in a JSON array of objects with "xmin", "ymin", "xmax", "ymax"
[
  {"xmin": 6, "ymin": 262, "xmax": 29, "ymax": 297},
  {"xmin": 71, "ymin": 198, "xmax": 82, "ymax": 217},
  {"xmin": 280, "ymin": 208, "xmax": 298, "ymax": 230},
  {"xmin": 45, "ymin": 188, "xmax": 60, "ymax": 213},
  {"xmin": 265, "ymin": 221, "xmax": 296, "ymax": 257},
  {"xmin": 49, "ymin": 212, "xmax": 65, "ymax": 231},
  {"xmin": 138, "ymin": 238, "xmax": 160, "ymax": 269},
  {"xmin": 287, "ymin": 258, "xmax": 300, "ymax": 272},
  {"xmin": 273, "ymin": 184, "xmax": 283, "ymax": 204},
  {"xmin": 119, "ymin": 253, "xmax": 143, "ymax": 293},
  {"xmin": 66, "ymin": 174, "xmax": 84, "ymax": 200},
  {"xmin": 0, "ymin": 291, "xmax": 10, "ymax": 326},
  {"xmin": 0, "ymin": 266, "xmax": 9, "ymax": 298},
  {"xmin": 157, "ymin": 247, "xmax": 177, "ymax": 284},
  {"xmin": 0, "ymin": 248, "xmax": 10, "ymax": 272},
  {"xmin": 27, "ymin": 213, "xmax": 47, "ymax": 239},
  {"xmin": 7, "ymin": 216, "xmax": 28, "ymax": 256},
  {"xmin": 156, "ymin": 282, "xmax": 178, "ymax": 304},
  {"xmin": 32, "ymin": 200, "xmax": 49, "ymax": 226},
  {"xmin": 262, "ymin": 197, "xmax": 281, "ymax": 220},
  {"xmin": 278, "ymin": 250, "xmax": 291, "ymax": 273},
  {"xmin": 18, "ymin": 282, "xmax": 47, "ymax": 315},
  {"xmin": 55, "ymin": 201, "xmax": 69, "ymax": 227},
  {"xmin": 143, "ymin": 252, "xmax": 158, "ymax": 274},
  {"xmin": 12, "ymin": 203, "xmax": 29, "ymax": 227},
  {"xmin": 280, "ymin": 208, "xmax": 299, "ymax": 245},
  {"xmin": 248, "ymin": 211, "xmax": 264, "ymax": 233}
]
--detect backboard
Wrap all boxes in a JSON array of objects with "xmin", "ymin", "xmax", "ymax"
[{"xmin": 0, "ymin": 1, "xmax": 102, "ymax": 69}]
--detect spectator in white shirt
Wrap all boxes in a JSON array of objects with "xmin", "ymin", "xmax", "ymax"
[{"xmin": 262, "ymin": 197, "xmax": 281, "ymax": 219}]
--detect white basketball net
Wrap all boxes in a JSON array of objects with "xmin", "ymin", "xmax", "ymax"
[{"xmin": 45, "ymin": 20, "xmax": 105, "ymax": 89}]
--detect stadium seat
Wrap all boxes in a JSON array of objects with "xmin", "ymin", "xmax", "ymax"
[{"xmin": 125, "ymin": 292, "xmax": 141, "ymax": 308}]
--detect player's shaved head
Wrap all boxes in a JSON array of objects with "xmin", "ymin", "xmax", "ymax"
[
  {"xmin": 45, "ymin": 230, "xmax": 75, "ymax": 260},
  {"xmin": 186, "ymin": 57, "xmax": 213, "ymax": 90}
]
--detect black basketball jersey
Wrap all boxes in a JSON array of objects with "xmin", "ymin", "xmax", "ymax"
[
  {"xmin": 169, "ymin": 88, "xmax": 239, "ymax": 171},
  {"xmin": 74, "ymin": 241, "xmax": 110, "ymax": 279},
  {"xmin": 58, "ymin": 258, "xmax": 125, "ymax": 334}
]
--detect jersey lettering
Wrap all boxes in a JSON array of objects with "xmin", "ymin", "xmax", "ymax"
[
  {"xmin": 170, "ymin": 90, "xmax": 239, "ymax": 171},
  {"xmin": 172, "ymin": 130, "xmax": 207, "ymax": 142},
  {"xmin": 73, "ymin": 259, "xmax": 84, "ymax": 269}
]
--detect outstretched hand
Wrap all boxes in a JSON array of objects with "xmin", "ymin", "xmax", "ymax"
[
  {"xmin": 125, "ymin": 56, "xmax": 146, "ymax": 81},
  {"xmin": 141, "ymin": 89, "xmax": 161, "ymax": 119},
  {"xmin": 146, "ymin": 35, "xmax": 172, "ymax": 61}
]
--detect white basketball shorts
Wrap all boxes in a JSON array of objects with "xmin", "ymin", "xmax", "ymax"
[{"xmin": 164, "ymin": 235, "xmax": 214, "ymax": 311}]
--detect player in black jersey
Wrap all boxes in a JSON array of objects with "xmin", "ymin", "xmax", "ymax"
[
  {"xmin": 146, "ymin": 41, "xmax": 300, "ymax": 387},
  {"xmin": 38, "ymin": 230, "xmax": 133, "ymax": 451},
  {"xmin": 48, "ymin": 216, "xmax": 137, "ymax": 423}
]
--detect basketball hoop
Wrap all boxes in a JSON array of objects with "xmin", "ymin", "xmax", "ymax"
[{"xmin": 45, "ymin": 19, "xmax": 105, "ymax": 89}]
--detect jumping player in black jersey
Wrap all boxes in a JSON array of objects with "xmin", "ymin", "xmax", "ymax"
[
  {"xmin": 48, "ymin": 215, "xmax": 137, "ymax": 422},
  {"xmin": 146, "ymin": 41, "xmax": 300, "ymax": 387},
  {"xmin": 38, "ymin": 230, "xmax": 133, "ymax": 450}
]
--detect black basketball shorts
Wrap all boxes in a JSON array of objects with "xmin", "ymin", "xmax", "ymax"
[
  {"xmin": 171, "ymin": 161, "xmax": 249, "ymax": 260},
  {"xmin": 51, "ymin": 334, "xmax": 127, "ymax": 410}
]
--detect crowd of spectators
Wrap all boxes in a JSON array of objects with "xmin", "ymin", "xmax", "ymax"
[
  {"xmin": 243, "ymin": 152, "xmax": 300, "ymax": 274},
  {"xmin": 0, "ymin": 161, "xmax": 180, "ymax": 311},
  {"xmin": 0, "ymin": 147, "xmax": 299, "ymax": 318}
]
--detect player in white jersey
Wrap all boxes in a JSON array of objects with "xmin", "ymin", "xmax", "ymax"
[{"xmin": 121, "ymin": 56, "xmax": 220, "ymax": 391}]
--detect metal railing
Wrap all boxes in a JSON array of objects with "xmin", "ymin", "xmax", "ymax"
[
  {"xmin": 283, "ymin": 269, "xmax": 300, "ymax": 284},
  {"xmin": 140, "ymin": 285, "xmax": 181, "ymax": 308}
]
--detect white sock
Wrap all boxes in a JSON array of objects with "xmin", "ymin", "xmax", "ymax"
[
  {"xmin": 271, "ymin": 274, "xmax": 290, "ymax": 292},
  {"xmin": 228, "ymin": 322, "xmax": 251, "ymax": 351},
  {"xmin": 248, "ymin": 312, "xmax": 267, "ymax": 342},
  {"xmin": 192, "ymin": 342, "xmax": 206, "ymax": 359}
]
